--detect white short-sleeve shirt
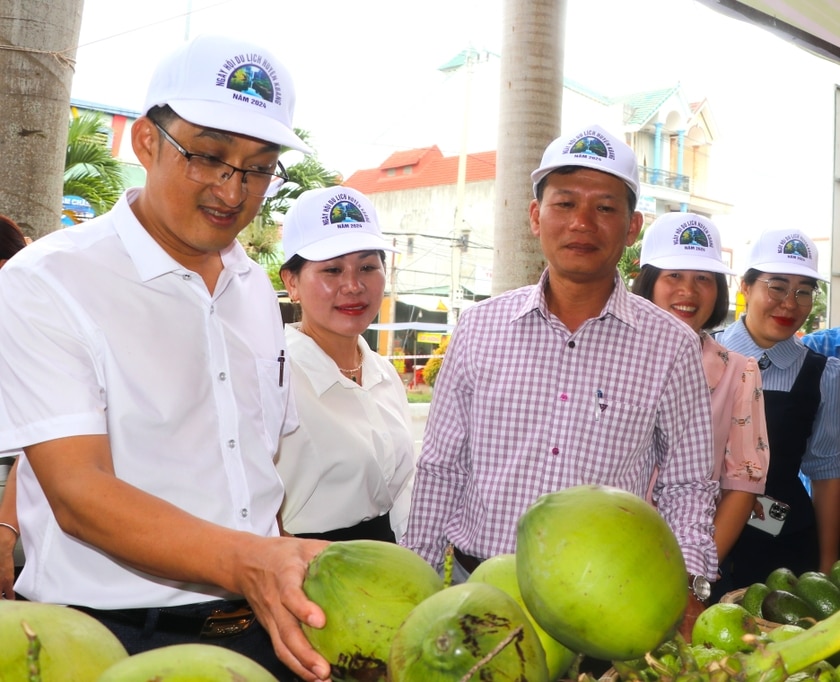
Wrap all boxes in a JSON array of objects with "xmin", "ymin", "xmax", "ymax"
[
  {"xmin": 0, "ymin": 189, "xmax": 297, "ymax": 608},
  {"xmin": 277, "ymin": 325, "xmax": 414, "ymax": 539}
]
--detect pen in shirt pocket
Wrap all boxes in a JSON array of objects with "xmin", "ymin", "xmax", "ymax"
[
  {"xmin": 594, "ymin": 389, "xmax": 607, "ymax": 421},
  {"xmin": 278, "ymin": 350, "xmax": 285, "ymax": 387}
]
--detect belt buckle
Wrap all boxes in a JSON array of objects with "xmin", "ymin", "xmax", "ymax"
[{"xmin": 200, "ymin": 606, "xmax": 255, "ymax": 638}]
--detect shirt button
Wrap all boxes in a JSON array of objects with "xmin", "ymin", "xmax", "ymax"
[
  {"xmin": 218, "ymin": 372, "xmax": 226, "ymax": 381},
  {"xmin": 209, "ymin": 305, "xmax": 215, "ymax": 314},
  {"xmin": 227, "ymin": 439, "xmax": 236, "ymax": 449},
  {"xmin": 240, "ymin": 508, "xmax": 248, "ymax": 518},
  {"xmin": 552, "ymin": 447, "xmax": 560, "ymax": 455},
  {"xmin": 182, "ymin": 274, "xmax": 191, "ymax": 281},
  {"xmin": 568, "ymin": 341, "xmax": 576, "ymax": 349},
  {"xmin": 560, "ymin": 393, "xmax": 568, "ymax": 401}
]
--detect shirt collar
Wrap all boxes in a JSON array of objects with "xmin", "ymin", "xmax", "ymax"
[
  {"xmin": 726, "ymin": 318, "xmax": 803, "ymax": 370},
  {"xmin": 515, "ymin": 269, "xmax": 636, "ymax": 330},
  {"xmin": 285, "ymin": 325, "xmax": 387, "ymax": 396},
  {"xmin": 114, "ymin": 188, "xmax": 252, "ymax": 282}
]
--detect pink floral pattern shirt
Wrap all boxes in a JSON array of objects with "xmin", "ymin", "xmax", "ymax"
[{"xmin": 701, "ymin": 332, "xmax": 768, "ymax": 494}]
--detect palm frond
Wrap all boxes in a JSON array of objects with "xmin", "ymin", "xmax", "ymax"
[{"xmin": 64, "ymin": 112, "xmax": 128, "ymax": 215}]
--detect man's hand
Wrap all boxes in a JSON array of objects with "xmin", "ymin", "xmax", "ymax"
[
  {"xmin": 0, "ymin": 458, "xmax": 19, "ymax": 600},
  {"xmin": 25, "ymin": 436, "xmax": 333, "ymax": 679},
  {"xmin": 233, "ymin": 535, "xmax": 331, "ymax": 682},
  {"xmin": 679, "ymin": 593, "xmax": 705, "ymax": 642}
]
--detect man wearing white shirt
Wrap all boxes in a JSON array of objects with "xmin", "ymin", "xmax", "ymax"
[{"xmin": 0, "ymin": 34, "xmax": 330, "ymax": 682}]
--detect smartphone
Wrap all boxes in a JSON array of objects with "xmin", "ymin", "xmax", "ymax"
[{"xmin": 746, "ymin": 495, "xmax": 790, "ymax": 536}]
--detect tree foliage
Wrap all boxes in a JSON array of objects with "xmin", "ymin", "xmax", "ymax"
[
  {"xmin": 618, "ymin": 227, "xmax": 645, "ymax": 288},
  {"xmin": 64, "ymin": 112, "xmax": 127, "ymax": 216}
]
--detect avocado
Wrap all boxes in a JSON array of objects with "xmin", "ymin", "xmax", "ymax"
[
  {"xmin": 742, "ymin": 582, "xmax": 770, "ymax": 618},
  {"xmin": 829, "ymin": 560, "xmax": 840, "ymax": 590},
  {"xmin": 766, "ymin": 567, "xmax": 799, "ymax": 592},
  {"xmin": 762, "ymin": 589, "xmax": 818, "ymax": 626},
  {"xmin": 794, "ymin": 572, "xmax": 840, "ymax": 620}
]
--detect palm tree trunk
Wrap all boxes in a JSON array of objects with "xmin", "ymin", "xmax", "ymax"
[
  {"xmin": 492, "ymin": 0, "xmax": 566, "ymax": 294},
  {"xmin": 0, "ymin": 0, "xmax": 84, "ymax": 239}
]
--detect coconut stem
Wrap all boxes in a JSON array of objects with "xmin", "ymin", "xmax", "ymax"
[
  {"xmin": 22, "ymin": 620, "xmax": 42, "ymax": 682},
  {"xmin": 737, "ymin": 609, "xmax": 840, "ymax": 681},
  {"xmin": 443, "ymin": 544, "xmax": 454, "ymax": 588},
  {"xmin": 457, "ymin": 625, "xmax": 524, "ymax": 682}
]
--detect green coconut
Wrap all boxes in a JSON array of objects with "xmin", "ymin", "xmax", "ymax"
[
  {"xmin": 0, "ymin": 600, "xmax": 128, "ymax": 680},
  {"xmin": 468, "ymin": 554, "xmax": 577, "ymax": 679},
  {"xmin": 301, "ymin": 539, "xmax": 444, "ymax": 681},
  {"xmin": 516, "ymin": 485, "xmax": 688, "ymax": 661},
  {"xmin": 388, "ymin": 582, "xmax": 549, "ymax": 681},
  {"xmin": 95, "ymin": 643, "xmax": 279, "ymax": 681}
]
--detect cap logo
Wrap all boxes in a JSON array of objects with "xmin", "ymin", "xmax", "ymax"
[
  {"xmin": 674, "ymin": 218, "xmax": 713, "ymax": 251},
  {"xmin": 322, "ymin": 193, "xmax": 370, "ymax": 229},
  {"xmin": 777, "ymin": 235, "xmax": 811, "ymax": 260},
  {"xmin": 215, "ymin": 53, "xmax": 282, "ymax": 108},
  {"xmin": 563, "ymin": 129, "xmax": 615, "ymax": 163}
]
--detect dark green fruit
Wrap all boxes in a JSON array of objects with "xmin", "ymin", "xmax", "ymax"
[
  {"xmin": 516, "ymin": 485, "xmax": 687, "ymax": 660},
  {"xmin": 388, "ymin": 582, "xmax": 549, "ymax": 682},
  {"xmin": 301, "ymin": 540, "xmax": 444, "ymax": 681},
  {"xmin": 828, "ymin": 560, "xmax": 840, "ymax": 589},
  {"xmin": 762, "ymin": 589, "xmax": 818, "ymax": 626},
  {"xmin": 794, "ymin": 572, "xmax": 840, "ymax": 620},
  {"xmin": 742, "ymin": 582, "xmax": 770, "ymax": 618},
  {"xmin": 766, "ymin": 566, "xmax": 799, "ymax": 592}
]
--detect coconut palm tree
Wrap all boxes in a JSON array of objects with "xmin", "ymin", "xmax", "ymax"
[
  {"xmin": 0, "ymin": 0, "xmax": 84, "ymax": 239},
  {"xmin": 64, "ymin": 112, "xmax": 127, "ymax": 217},
  {"xmin": 492, "ymin": 0, "xmax": 566, "ymax": 294}
]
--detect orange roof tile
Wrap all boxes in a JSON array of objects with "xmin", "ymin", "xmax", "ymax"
[{"xmin": 344, "ymin": 149, "xmax": 497, "ymax": 195}]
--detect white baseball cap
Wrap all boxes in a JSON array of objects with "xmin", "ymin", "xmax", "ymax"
[
  {"xmin": 745, "ymin": 227, "xmax": 827, "ymax": 281},
  {"xmin": 640, "ymin": 212, "xmax": 736, "ymax": 275},
  {"xmin": 282, "ymin": 187, "xmax": 398, "ymax": 262},
  {"xmin": 142, "ymin": 34, "xmax": 312, "ymax": 153},
  {"xmin": 531, "ymin": 123, "xmax": 640, "ymax": 202}
]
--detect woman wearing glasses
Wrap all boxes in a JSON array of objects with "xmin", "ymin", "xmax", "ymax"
[{"xmin": 718, "ymin": 227, "xmax": 840, "ymax": 589}]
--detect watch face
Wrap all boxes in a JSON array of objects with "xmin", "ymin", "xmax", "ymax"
[{"xmin": 693, "ymin": 575, "xmax": 711, "ymax": 600}]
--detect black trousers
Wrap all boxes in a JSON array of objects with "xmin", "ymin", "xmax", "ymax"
[{"xmin": 72, "ymin": 600, "xmax": 296, "ymax": 681}]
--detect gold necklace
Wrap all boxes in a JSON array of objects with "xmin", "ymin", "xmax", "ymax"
[{"xmin": 338, "ymin": 348, "xmax": 363, "ymax": 382}]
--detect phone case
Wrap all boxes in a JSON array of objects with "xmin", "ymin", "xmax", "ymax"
[{"xmin": 746, "ymin": 495, "xmax": 790, "ymax": 536}]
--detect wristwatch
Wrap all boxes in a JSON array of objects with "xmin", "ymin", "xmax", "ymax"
[{"xmin": 689, "ymin": 574, "xmax": 712, "ymax": 603}]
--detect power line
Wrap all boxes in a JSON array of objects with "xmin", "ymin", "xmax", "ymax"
[{"xmin": 76, "ymin": 0, "xmax": 236, "ymax": 50}]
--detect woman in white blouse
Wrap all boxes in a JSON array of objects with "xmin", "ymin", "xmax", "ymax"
[{"xmin": 277, "ymin": 186, "xmax": 414, "ymax": 542}]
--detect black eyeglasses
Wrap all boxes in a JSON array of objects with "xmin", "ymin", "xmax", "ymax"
[
  {"xmin": 755, "ymin": 278, "xmax": 818, "ymax": 308},
  {"xmin": 152, "ymin": 121, "xmax": 288, "ymax": 198}
]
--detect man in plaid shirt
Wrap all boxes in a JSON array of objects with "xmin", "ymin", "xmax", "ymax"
[{"xmin": 403, "ymin": 123, "xmax": 718, "ymax": 633}]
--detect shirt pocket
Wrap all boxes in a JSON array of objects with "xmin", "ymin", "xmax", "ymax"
[
  {"xmin": 256, "ymin": 357, "xmax": 288, "ymax": 453},
  {"xmin": 576, "ymin": 400, "xmax": 656, "ymax": 484}
]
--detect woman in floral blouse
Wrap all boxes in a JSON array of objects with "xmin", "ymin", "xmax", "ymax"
[{"xmin": 633, "ymin": 213, "xmax": 769, "ymax": 583}]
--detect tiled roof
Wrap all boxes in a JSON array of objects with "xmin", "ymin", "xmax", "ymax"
[
  {"xmin": 564, "ymin": 77, "xmax": 612, "ymax": 105},
  {"xmin": 380, "ymin": 146, "xmax": 442, "ymax": 170},
  {"xmin": 614, "ymin": 85, "xmax": 681, "ymax": 127},
  {"xmin": 344, "ymin": 148, "xmax": 497, "ymax": 194}
]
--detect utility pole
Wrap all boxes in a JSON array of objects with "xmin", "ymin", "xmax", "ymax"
[
  {"xmin": 387, "ymin": 238, "xmax": 398, "ymax": 359},
  {"xmin": 447, "ymin": 48, "xmax": 477, "ymax": 325}
]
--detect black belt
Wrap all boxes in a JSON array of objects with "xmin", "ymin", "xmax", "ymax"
[
  {"xmin": 453, "ymin": 546, "xmax": 484, "ymax": 574},
  {"xmin": 295, "ymin": 512, "xmax": 396, "ymax": 543},
  {"xmin": 72, "ymin": 599, "xmax": 255, "ymax": 639}
]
